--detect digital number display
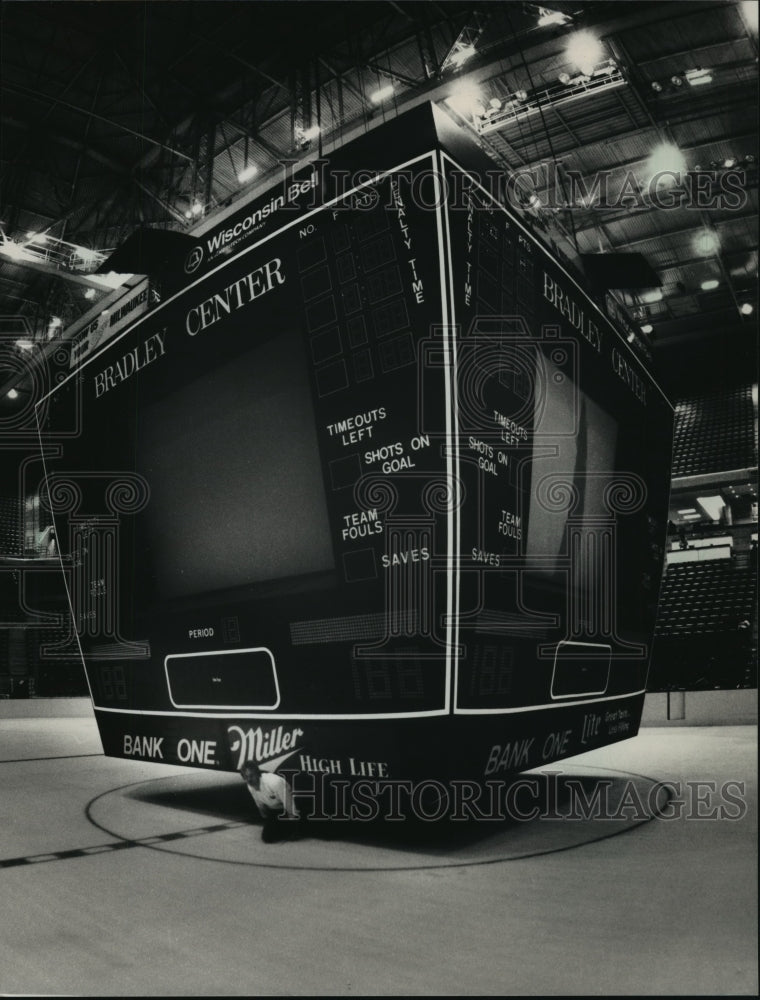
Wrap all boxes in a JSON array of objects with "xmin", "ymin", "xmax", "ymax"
[
  {"xmin": 351, "ymin": 660, "xmax": 425, "ymax": 701},
  {"xmin": 96, "ymin": 664, "xmax": 127, "ymax": 702}
]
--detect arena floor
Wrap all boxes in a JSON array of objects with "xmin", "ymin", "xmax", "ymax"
[{"xmin": 0, "ymin": 716, "xmax": 756, "ymax": 996}]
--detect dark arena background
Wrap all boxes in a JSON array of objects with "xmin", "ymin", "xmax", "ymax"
[{"xmin": 0, "ymin": 1, "xmax": 757, "ymax": 996}]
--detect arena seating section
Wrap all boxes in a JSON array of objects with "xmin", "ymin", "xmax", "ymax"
[
  {"xmin": 671, "ymin": 384, "xmax": 755, "ymax": 477},
  {"xmin": 649, "ymin": 558, "xmax": 757, "ymax": 690},
  {"xmin": 647, "ymin": 380, "xmax": 758, "ymax": 691},
  {"xmin": 1, "ymin": 495, "xmax": 85, "ymax": 697},
  {"xmin": 0, "ymin": 497, "xmax": 23, "ymax": 557}
]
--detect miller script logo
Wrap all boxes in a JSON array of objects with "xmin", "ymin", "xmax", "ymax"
[
  {"xmin": 184, "ymin": 245, "xmax": 204, "ymax": 274},
  {"xmin": 228, "ymin": 724, "xmax": 304, "ymax": 770}
]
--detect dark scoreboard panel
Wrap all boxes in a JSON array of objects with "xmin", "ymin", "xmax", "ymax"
[
  {"xmin": 38, "ymin": 105, "xmax": 673, "ymax": 785},
  {"xmin": 41, "ymin": 154, "xmax": 454, "ymax": 722},
  {"xmin": 440, "ymin": 154, "xmax": 672, "ymax": 718}
]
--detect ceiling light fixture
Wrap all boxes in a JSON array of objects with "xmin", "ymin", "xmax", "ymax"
[
  {"xmin": 446, "ymin": 81, "xmax": 485, "ymax": 119},
  {"xmin": 646, "ymin": 141, "xmax": 687, "ymax": 183},
  {"xmin": 238, "ymin": 164, "xmax": 258, "ymax": 183},
  {"xmin": 700, "ymin": 278, "xmax": 720, "ymax": 291},
  {"xmin": 1, "ymin": 240, "xmax": 29, "ymax": 261},
  {"xmin": 685, "ymin": 67, "xmax": 713, "ymax": 86},
  {"xmin": 537, "ymin": 8, "xmax": 570, "ymax": 28},
  {"xmin": 451, "ymin": 44, "xmax": 476, "ymax": 68},
  {"xmin": 76, "ymin": 247, "xmax": 99, "ymax": 265},
  {"xmin": 566, "ymin": 30, "xmax": 604, "ymax": 76},
  {"xmin": 370, "ymin": 84, "xmax": 395, "ymax": 104},
  {"xmin": 694, "ymin": 229, "xmax": 720, "ymax": 256},
  {"xmin": 741, "ymin": 0, "xmax": 758, "ymax": 32}
]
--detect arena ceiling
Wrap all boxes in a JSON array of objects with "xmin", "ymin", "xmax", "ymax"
[{"xmin": 0, "ymin": 0, "xmax": 757, "ymax": 391}]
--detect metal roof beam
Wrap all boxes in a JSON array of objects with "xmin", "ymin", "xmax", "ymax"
[
  {"xmin": 590, "ymin": 209, "xmax": 757, "ymax": 250},
  {"xmin": 3, "ymin": 81, "xmax": 194, "ymax": 162}
]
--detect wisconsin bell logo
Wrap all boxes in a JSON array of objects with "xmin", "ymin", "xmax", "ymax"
[{"xmin": 184, "ymin": 245, "xmax": 204, "ymax": 274}]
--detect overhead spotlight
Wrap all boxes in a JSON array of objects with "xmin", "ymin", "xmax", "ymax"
[
  {"xmin": 670, "ymin": 74, "xmax": 684, "ymax": 87},
  {"xmin": 566, "ymin": 30, "xmax": 604, "ymax": 76},
  {"xmin": 626, "ymin": 332, "xmax": 636, "ymax": 343},
  {"xmin": 184, "ymin": 210, "xmax": 193, "ymax": 220},
  {"xmin": 723, "ymin": 157, "xmax": 737, "ymax": 169},
  {"xmin": 527, "ymin": 193, "xmax": 542, "ymax": 208},
  {"xmin": 84, "ymin": 288, "xmax": 96, "ymax": 300},
  {"xmin": 191, "ymin": 201, "xmax": 203, "ymax": 216},
  {"xmin": 446, "ymin": 81, "xmax": 485, "ymax": 119},
  {"xmin": 76, "ymin": 246, "xmax": 99, "ymax": 265},
  {"xmin": 489, "ymin": 98, "xmax": 502, "ymax": 110},
  {"xmin": 1, "ymin": 240, "xmax": 28, "ymax": 261},
  {"xmin": 7, "ymin": 389, "xmax": 19, "ymax": 400},
  {"xmin": 740, "ymin": 302, "xmax": 754, "ymax": 315},
  {"xmin": 537, "ymin": 7, "xmax": 570, "ymax": 27},
  {"xmin": 640, "ymin": 323, "xmax": 653, "ymax": 334},
  {"xmin": 558, "ymin": 72, "xmax": 572, "ymax": 85},
  {"xmin": 370, "ymin": 84, "xmax": 394, "ymax": 104},
  {"xmin": 698, "ymin": 278, "xmax": 721, "ymax": 292},
  {"xmin": 646, "ymin": 141, "xmax": 687, "ymax": 183},
  {"xmin": 685, "ymin": 67, "xmax": 713, "ymax": 86},
  {"xmin": 694, "ymin": 228, "xmax": 720, "ymax": 255},
  {"xmin": 741, "ymin": 0, "xmax": 758, "ymax": 32},
  {"xmin": 651, "ymin": 80, "xmax": 663, "ymax": 92},
  {"xmin": 49, "ymin": 316, "xmax": 62, "ymax": 328},
  {"xmin": 745, "ymin": 154, "xmax": 756, "ymax": 163},
  {"xmin": 237, "ymin": 164, "xmax": 258, "ymax": 183},
  {"xmin": 515, "ymin": 89, "xmax": 528, "ymax": 101},
  {"xmin": 640, "ymin": 289, "xmax": 663, "ymax": 304},
  {"xmin": 451, "ymin": 44, "xmax": 477, "ymax": 68},
  {"xmin": 301, "ymin": 124, "xmax": 321, "ymax": 141}
]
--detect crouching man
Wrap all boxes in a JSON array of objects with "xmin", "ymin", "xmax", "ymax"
[{"xmin": 240, "ymin": 762, "xmax": 299, "ymax": 843}]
